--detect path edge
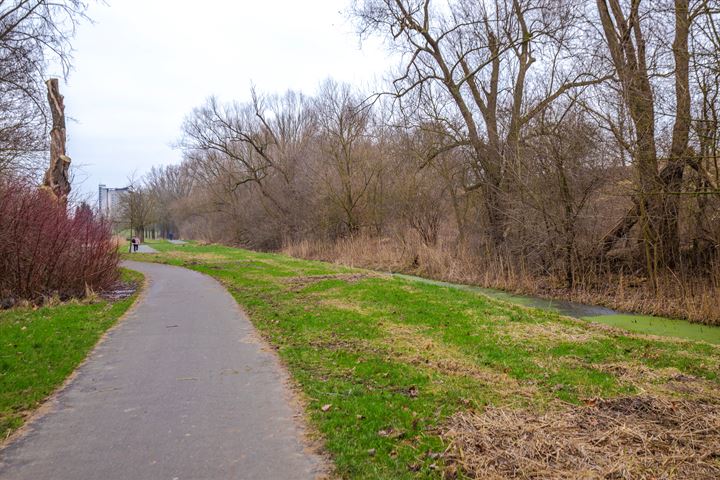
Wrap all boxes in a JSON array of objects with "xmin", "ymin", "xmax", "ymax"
[
  {"xmin": 0, "ymin": 268, "xmax": 149, "ymax": 450},
  {"xmin": 219, "ymin": 279, "xmax": 334, "ymax": 479},
  {"xmin": 126, "ymin": 259, "xmax": 334, "ymax": 479}
]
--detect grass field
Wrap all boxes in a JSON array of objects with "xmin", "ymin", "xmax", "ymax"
[
  {"xmin": 131, "ymin": 242, "xmax": 720, "ymax": 479},
  {"xmin": 0, "ymin": 269, "xmax": 143, "ymax": 441}
]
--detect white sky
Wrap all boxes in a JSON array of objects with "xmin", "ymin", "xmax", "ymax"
[{"xmin": 56, "ymin": 0, "xmax": 393, "ymax": 200}]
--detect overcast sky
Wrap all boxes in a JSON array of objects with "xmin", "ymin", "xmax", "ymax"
[{"xmin": 56, "ymin": 0, "xmax": 393, "ymax": 201}]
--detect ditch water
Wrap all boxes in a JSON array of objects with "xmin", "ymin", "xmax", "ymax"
[{"xmin": 395, "ymin": 274, "xmax": 720, "ymax": 345}]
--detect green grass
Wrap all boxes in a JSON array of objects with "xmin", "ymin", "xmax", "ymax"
[
  {"xmin": 129, "ymin": 242, "xmax": 720, "ymax": 479},
  {"xmin": 396, "ymin": 274, "xmax": 720, "ymax": 344},
  {"xmin": 0, "ymin": 268, "xmax": 143, "ymax": 440}
]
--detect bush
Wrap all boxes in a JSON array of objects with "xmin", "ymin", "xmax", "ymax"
[{"xmin": 0, "ymin": 179, "xmax": 119, "ymax": 303}]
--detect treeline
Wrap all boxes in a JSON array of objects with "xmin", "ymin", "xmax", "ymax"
[{"xmin": 139, "ymin": 0, "xmax": 720, "ymax": 323}]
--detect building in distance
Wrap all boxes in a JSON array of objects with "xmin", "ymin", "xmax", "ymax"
[{"xmin": 98, "ymin": 184, "xmax": 129, "ymax": 231}]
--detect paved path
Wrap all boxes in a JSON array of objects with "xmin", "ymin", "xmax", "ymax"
[
  {"xmin": 125, "ymin": 244, "xmax": 157, "ymax": 254},
  {"xmin": 0, "ymin": 261, "xmax": 322, "ymax": 480}
]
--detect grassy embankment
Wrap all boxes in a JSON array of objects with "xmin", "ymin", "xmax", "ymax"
[
  {"xmin": 133, "ymin": 241, "xmax": 720, "ymax": 479},
  {"xmin": 283, "ymin": 237, "xmax": 720, "ymax": 325},
  {"xmin": 0, "ymin": 268, "xmax": 143, "ymax": 440}
]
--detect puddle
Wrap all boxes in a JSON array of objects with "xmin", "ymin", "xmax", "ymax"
[{"xmin": 395, "ymin": 274, "xmax": 720, "ymax": 345}]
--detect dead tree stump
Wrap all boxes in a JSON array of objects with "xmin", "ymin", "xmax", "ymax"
[{"xmin": 42, "ymin": 78, "xmax": 71, "ymax": 203}]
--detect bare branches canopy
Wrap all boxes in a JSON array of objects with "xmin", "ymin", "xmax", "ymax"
[{"xmin": 0, "ymin": 0, "xmax": 90, "ymax": 178}]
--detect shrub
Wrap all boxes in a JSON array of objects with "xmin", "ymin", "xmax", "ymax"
[{"xmin": 0, "ymin": 179, "xmax": 119, "ymax": 303}]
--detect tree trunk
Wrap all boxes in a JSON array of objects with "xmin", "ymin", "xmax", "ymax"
[
  {"xmin": 659, "ymin": 0, "xmax": 691, "ymax": 266},
  {"xmin": 595, "ymin": 0, "xmax": 689, "ymax": 270},
  {"xmin": 42, "ymin": 78, "xmax": 71, "ymax": 204}
]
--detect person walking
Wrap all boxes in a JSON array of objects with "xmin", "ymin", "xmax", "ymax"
[{"xmin": 130, "ymin": 236, "xmax": 139, "ymax": 253}]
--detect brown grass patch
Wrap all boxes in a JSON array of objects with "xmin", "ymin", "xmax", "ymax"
[
  {"xmin": 379, "ymin": 322, "xmax": 536, "ymax": 401},
  {"xmin": 284, "ymin": 273, "xmax": 376, "ymax": 291},
  {"xmin": 317, "ymin": 298, "xmax": 377, "ymax": 316},
  {"xmin": 163, "ymin": 251, "xmax": 228, "ymax": 262},
  {"xmin": 442, "ymin": 396, "xmax": 720, "ymax": 479},
  {"xmin": 600, "ymin": 362, "xmax": 720, "ymax": 401},
  {"xmin": 499, "ymin": 320, "xmax": 602, "ymax": 345}
]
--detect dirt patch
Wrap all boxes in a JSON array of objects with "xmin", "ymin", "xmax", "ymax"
[{"xmin": 442, "ymin": 395, "xmax": 720, "ymax": 479}]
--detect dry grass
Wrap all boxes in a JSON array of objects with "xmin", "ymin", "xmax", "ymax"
[
  {"xmin": 441, "ymin": 396, "xmax": 720, "ymax": 479},
  {"xmin": 161, "ymin": 250, "xmax": 230, "ymax": 262},
  {"xmin": 599, "ymin": 362, "xmax": 720, "ymax": 402},
  {"xmin": 284, "ymin": 273, "xmax": 378, "ymax": 291},
  {"xmin": 112, "ymin": 235, "xmax": 128, "ymax": 249},
  {"xmin": 282, "ymin": 236, "xmax": 720, "ymax": 325},
  {"xmin": 377, "ymin": 322, "xmax": 537, "ymax": 402},
  {"xmin": 317, "ymin": 297, "xmax": 378, "ymax": 315},
  {"xmin": 498, "ymin": 320, "xmax": 601, "ymax": 345}
]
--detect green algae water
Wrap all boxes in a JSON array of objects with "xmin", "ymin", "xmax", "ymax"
[{"xmin": 395, "ymin": 274, "xmax": 720, "ymax": 345}]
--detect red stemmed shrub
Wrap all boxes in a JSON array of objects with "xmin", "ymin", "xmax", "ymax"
[{"xmin": 0, "ymin": 179, "xmax": 119, "ymax": 304}]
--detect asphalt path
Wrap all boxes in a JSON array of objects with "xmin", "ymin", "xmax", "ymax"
[{"xmin": 0, "ymin": 261, "xmax": 323, "ymax": 480}]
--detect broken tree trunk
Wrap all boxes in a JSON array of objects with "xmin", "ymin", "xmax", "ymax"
[
  {"xmin": 42, "ymin": 78, "xmax": 71, "ymax": 203},
  {"xmin": 597, "ymin": 157, "xmax": 710, "ymax": 258}
]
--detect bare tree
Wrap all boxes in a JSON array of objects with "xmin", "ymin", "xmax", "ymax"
[
  {"xmin": 591, "ymin": 0, "xmax": 697, "ymax": 285},
  {"xmin": 119, "ymin": 178, "xmax": 155, "ymax": 243},
  {"xmin": 145, "ymin": 164, "xmax": 193, "ymax": 238},
  {"xmin": 180, "ymin": 91, "xmax": 315, "ymax": 228},
  {"xmin": 0, "ymin": 1, "xmax": 90, "ymax": 179},
  {"xmin": 353, "ymin": 0, "xmax": 609, "ymax": 246},
  {"xmin": 314, "ymin": 80, "xmax": 380, "ymax": 236}
]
